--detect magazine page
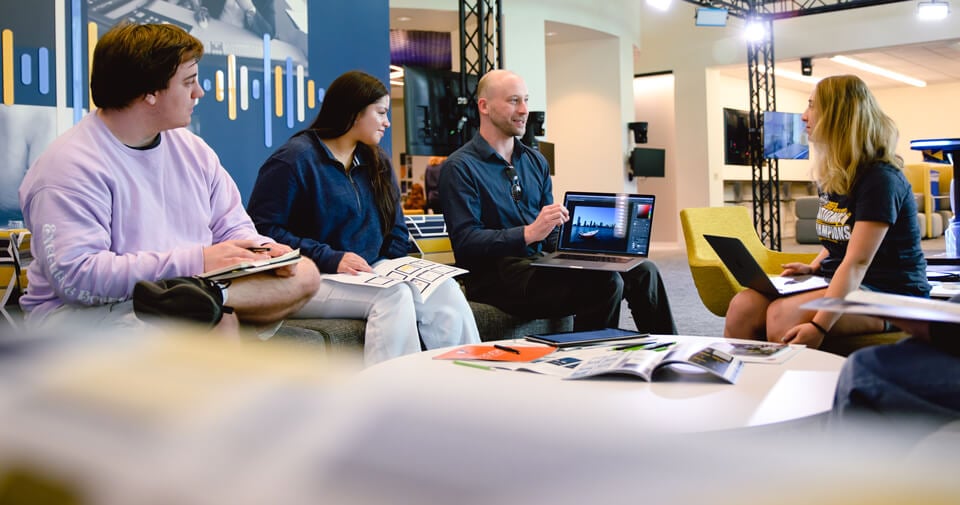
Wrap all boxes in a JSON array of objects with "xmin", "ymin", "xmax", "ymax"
[
  {"xmin": 563, "ymin": 349, "xmax": 662, "ymax": 381},
  {"xmin": 801, "ymin": 291, "xmax": 960, "ymax": 325},
  {"xmin": 489, "ymin": 355, "xmax": 585, "ymax": 377},
  {"xmin": 711, "ymin": 341, "xmax": 805, "ymax": 364},
  {"xmin": 324, "ymin": 257, "xmax": 467, "ymax": 301},
  {"xmin": 658, "ymin": 344, "xmax": 743, "ymax": 384}
]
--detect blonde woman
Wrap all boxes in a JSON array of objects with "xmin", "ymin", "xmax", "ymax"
[{"xmin": 724, "ymin": 75, "xmax": 929, "ymax": 348}]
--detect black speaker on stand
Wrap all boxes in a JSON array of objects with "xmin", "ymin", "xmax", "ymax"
[{"xmin": 522, "ymin": 111, "xmax": 546, "ymax": 148}]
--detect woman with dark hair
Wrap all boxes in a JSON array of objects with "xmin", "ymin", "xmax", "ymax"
[{"xmin": 247, "ymin": 70, "xmax": 479, "ymax": 365}]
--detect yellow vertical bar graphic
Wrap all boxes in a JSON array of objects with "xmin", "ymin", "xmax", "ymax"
[
  {"xmin": 1, "ymin": 29, "xmax": 13, "ymax": 105},
  {"xmin": 215, "ymin": 70, "xmax": 224, "ymax": 101},
  {"xmin": 227, "ymin": 54, "xmax": 236, "ymax": 120},
  {"xmin": 87, "ymin": 22, "xmax": 97, "ymax": 111},
  {"xmin": 307, "ymin": 80, "xmax": 315, "ymax": 109},
  {"xmin": 274, "ymin": 65, "xmax": 283, "ymax": 117}
]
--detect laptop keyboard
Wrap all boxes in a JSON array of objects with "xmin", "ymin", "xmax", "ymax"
[{"xmin": 556, "ymin": 253, "xmax": 631, "ymax": 263}]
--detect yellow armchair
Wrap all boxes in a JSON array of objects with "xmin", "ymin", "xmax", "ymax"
[
  {"xmin": 680, "ymin": 206, "xmax": 816, "ymax": 317},
  {"xmin": 903, "ymin": 162, "xmax": 953, "ymax": 238}
]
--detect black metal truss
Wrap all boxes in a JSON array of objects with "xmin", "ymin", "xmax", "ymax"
[
  {"xmin": 681, "ymin": 0, "xmax": 909, "ymax": 20},
  {"xmin": 458, "ymin": 0, "xmax": 502, "ymax": 137},
  {"xmin": 747, "ymin": 17, "xmax": 781, "ymax": 250},
  {"xmin": 680, "ymin": 0, "xmax": 907, "ymax": 249}
]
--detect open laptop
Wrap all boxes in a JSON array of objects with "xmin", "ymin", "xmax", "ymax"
[
  {"xmin": 531, "ymin": 192, "xmax": 655, "ymax": 272},
  {"xmin": 703, "ymin": 234, "xmax": 829, "ymax": 298}
]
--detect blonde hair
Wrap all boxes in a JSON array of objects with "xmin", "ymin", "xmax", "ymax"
[{"xmin": 809, "ymin": 75, "xmax": 902, "ymax": 195}]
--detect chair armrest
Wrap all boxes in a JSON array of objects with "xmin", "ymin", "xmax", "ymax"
[{"xmin": 760, "ymin": 251, "xmax": 818, "ymax": 274}]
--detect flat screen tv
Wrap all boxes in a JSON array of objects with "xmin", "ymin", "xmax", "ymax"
[
  {"xmin": 403, "ymin": 66, "xmax": 479, "ymax": 157},
  {"xmin": 723, "ymin": 108, "xmax": 751, "ymax": 166},
  {"xmin": 763, "ymin": 111, "xmax": 809, "ymax": 160}
]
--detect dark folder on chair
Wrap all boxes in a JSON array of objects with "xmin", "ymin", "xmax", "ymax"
[{"xmin": 703, "ymin": 234, "xmax": 828, "ymax": 298}]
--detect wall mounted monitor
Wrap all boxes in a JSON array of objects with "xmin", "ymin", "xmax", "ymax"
[
  {"xmin": 696, "ymin": 7, "xmax": 728, "ymax": 27},
  {"xmin": 763, "ymin": 111, "xmax": 809, "ymax": 160},
  {"xmin": 723, "ymin": 108, "xmax": 751, "ymax": 166}
]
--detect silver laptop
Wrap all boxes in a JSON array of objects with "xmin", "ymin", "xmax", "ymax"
[
  {"xmin": 703, "ymin": 234, "xmax": 829, "ymax": 298},
  {"xmin": 531, "ymin": 192, "xmax": 654, "ymax": 272}
]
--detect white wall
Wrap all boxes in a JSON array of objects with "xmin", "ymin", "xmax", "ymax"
[
  {"xmin": 632, "ymin": 73, "xmax": 678, "ymax": 243},
  {"xmin": 876, "ymin": 82, "xmax": 960, "ymax": 164},
  {"xmin": 545, "ymin": 36, "xmax": 626, "ymax": 197}
]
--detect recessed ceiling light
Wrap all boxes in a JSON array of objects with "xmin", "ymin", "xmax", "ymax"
[
  {"xmin": 545, "ymin": 31, "xmax": 557, "ymax": 37},
  {"xmin": 397, "ymin": 16, "xmax": 412, "ymax": 22},
  {"xmin": 830, "ymin": 55, "xmax": 926, "ymax": 87}
]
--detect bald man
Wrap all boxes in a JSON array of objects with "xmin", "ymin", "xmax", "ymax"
[{"xmin": 440, "ymin": 70, "xmax": 676, "ymax": 333}]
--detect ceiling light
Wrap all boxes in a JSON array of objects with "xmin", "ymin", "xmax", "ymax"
[
  {"xmin": 916, "ymin": 0, "xmax": 950, "ymax": 20},
  {"xmin": 396, "ymin": 16, "xmax": 412, "ymax": 22},
  {"xmin": 646, "ymin": 0, "xmax": 672, "ymax": 11},
  {"xmin": 759, "ymin": 65, "xmax": 820, "ymax": 86},
  {"xmin": 830, "ymin": 55, "xmax": 926, "ymax": 87}
]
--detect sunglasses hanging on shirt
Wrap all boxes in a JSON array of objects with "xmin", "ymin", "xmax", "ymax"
[{"xmin": 505, "ymin": 165, "xmax": 522, "ymax": 202}]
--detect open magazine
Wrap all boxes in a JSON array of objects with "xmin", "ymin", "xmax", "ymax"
[
  {"xmin": 324, "ymin": 256, "xmax": 467, "ymax": 302},
  {"xmin": 801, "ymin": 290, "xmax": 960, "ymax": 324},
  {"xmin": 563, "ymin": 343, "xmax": 743, "ymax": 383},
  {"xmin": 199, "ymin": 249, "xmax": 301, "ymax": 281}
]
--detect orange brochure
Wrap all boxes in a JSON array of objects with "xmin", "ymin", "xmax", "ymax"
[{"xmin": 433, "ymin": 344, "xmax": 558, "ymax": 362}]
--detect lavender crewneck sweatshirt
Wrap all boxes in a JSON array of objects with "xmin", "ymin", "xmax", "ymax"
[{"xmin": 18, "ymin": 111, "xmax": 269, "ymax": 322}]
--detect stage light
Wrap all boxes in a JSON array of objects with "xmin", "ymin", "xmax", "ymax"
[{"xmin": 743, "ymin": 19, "xmax": 767, "ymax": 42}]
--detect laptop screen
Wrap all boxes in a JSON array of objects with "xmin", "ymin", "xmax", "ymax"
[{"xmin": 558, "ymin": 192, "xmax": 655, "ymax": 256}]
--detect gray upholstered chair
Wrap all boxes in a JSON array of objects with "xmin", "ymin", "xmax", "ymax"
[{"xmin": 274, "ymin": 302, "xmax": 574, "ymax": 352}]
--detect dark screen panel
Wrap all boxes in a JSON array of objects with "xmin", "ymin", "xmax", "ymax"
[
  {"xmin": 402, "ymin": 66, "xmax": 478, "ymax": 156},
  {"xmin": 630, "ymin": 148, "xmax": 665, "ymax": 178}
]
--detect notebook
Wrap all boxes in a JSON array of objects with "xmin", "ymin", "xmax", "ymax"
[
  {"xmin": 531, "ymin": 192, "xmax": 655, "ymax": 272},
  {"xmin": 703, "ymin": 234, "xmax": 829, "ymax": 298}
]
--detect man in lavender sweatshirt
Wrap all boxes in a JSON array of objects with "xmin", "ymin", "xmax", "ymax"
[{"xmin": 17, "ymin": 22, "xmax": 319, "ymax": 333}]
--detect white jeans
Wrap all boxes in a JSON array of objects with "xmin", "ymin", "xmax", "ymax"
[{"xmin": 293, "ymin": 270, "xmax": 480, "ymax": 366}]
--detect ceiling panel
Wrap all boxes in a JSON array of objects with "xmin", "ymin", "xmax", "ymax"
[{"xmin": 718, "ymin": 39, "xmax": 960, "ymax": 92}]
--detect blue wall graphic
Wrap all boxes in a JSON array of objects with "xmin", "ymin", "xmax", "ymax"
[{"xmin": 0, "ymin": 0, "xmax": 391, "ymax": 222}]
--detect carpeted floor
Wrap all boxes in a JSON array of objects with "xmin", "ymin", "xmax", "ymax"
[{"xmin": 623, "ymin": 235, "xmax": 947, "ymax": 337}]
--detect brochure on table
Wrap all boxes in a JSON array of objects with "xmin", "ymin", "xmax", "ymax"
[
  {"xmin": 450, "ymin": 340, "xmax": 745, "ymax": 383},
  {"xmin": 433, "ymin": 344, "xmax": 556, "ymax": 362},
  {"xmin": 564, "ymin": 343, "xmax": 744, "ymax": 383},
  {"xmin": 324, "ymin": 257, "xmax": 466, "ymax": 302}
]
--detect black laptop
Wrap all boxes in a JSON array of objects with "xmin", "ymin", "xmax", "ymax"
[
  {"xmin": 531, "ymin": 192, "xmax": 654, "ymax": 272},
  {"xmin": 703, "ymin": 234, "xmax": 828, "ymax": 298}
]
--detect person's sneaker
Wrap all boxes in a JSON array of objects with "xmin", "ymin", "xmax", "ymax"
[{"xmin": 133, "ymin": 276, "xmax": 233, "ymax": 328}]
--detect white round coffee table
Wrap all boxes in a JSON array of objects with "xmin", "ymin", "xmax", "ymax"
[{"xmin": 354, "ymin": 335, "xmax": 846, "ymax": 433}]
